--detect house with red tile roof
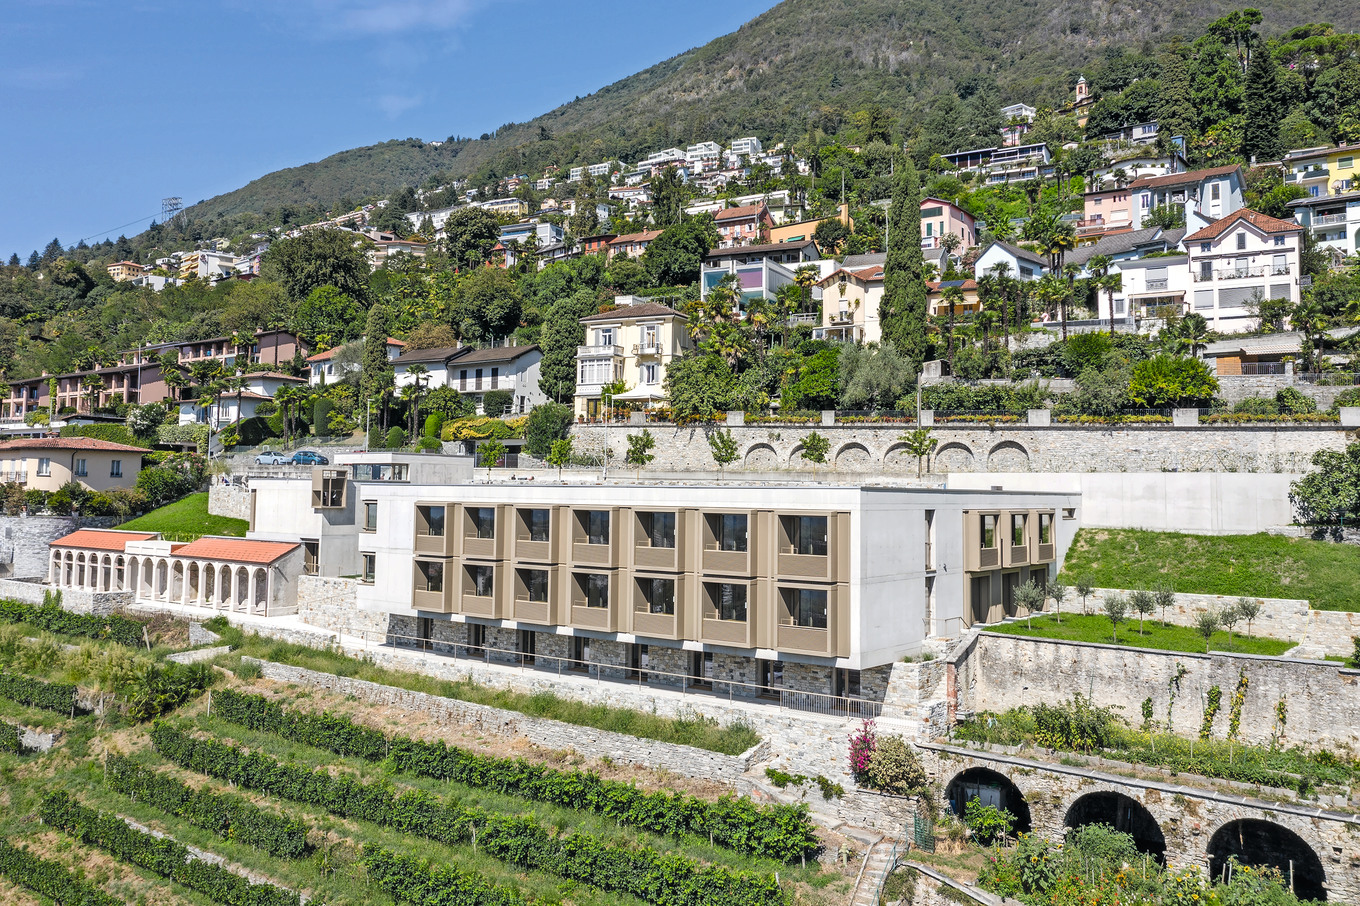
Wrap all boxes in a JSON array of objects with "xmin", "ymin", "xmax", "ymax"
[
  {"xmin": 714, "ymin": 202, "xmax": 774, "ymax": 248},
  {"xmin": 0, "ymin": 436, "xmax": 149, "ymax": 492},
  {"xmin": 1183, "ymin": 209, "xmax": 1302, "ymax": 330},
  {"xmin": 307, "ymin": 338, "xmax": 405, "ymax": 386}
]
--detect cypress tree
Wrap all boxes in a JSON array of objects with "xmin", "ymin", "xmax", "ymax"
[
  {"xmin": 360, "ymin": 305, "xmax": 395, "ymax": 408},
  {"xmin": 880, "ymin": 156, "xmax": 928, "ymax": 367},
  {"xmin": 1243, "ymin": 38, "xmax": 1285, "ymax": 163},
  {"xmin": 1158, "ymin": 44, "xmax": 1196, "ymax": 144}
]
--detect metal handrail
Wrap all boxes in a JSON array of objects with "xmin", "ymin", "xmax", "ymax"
[{"xmin": 353, "ymin": 627, "xmax": 883, "ymax": 719}]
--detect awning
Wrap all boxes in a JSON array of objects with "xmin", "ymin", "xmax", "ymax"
[{"xmin": 611, "ymin": 385, "xmax": 667, "ymax": 402}]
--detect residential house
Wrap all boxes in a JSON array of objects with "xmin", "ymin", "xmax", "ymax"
[
  {"xmin": 107, "ymin": 261, "xmax": 143, "ymax": 282},
  {"xmin": 1202, "ymin": 333, "xmax": 1304, "ymax": 376},
  {"xmin": 578, "ymin": 234, "xmax": 618, "ymax": 255},
  {"xmin": 1127, "ymin": 165, "xmax": 1244, "ymax": 233},
  {"xmin": 394, "ymin": 345, "xmax": 545, "ymax": 415},
  {"xmin": 308, "ymin": 338, "xmax": 405, "ymax": 386},
  {"xmin": 700, "ymin": 254, "xmax": 800, "ymax": 306},
  {"xmin": 179, "ymin": 372, "xmax": 308, "ymax": 427},
  {"xmin": 944, "ymin": 144, "xmax": 1053, "ymax": 184},
  {"xmin": 974, "ymin": 241, "xmax": 1046, "ymax": 281},
  {"xmin": 1287, "ymin": 189, "xmax": 1360, "ymax": 257},
  {"xmin": 607, "ymin": 230, "xmax": 664, "ymax": 260},
  {"xmin": 768, "ymin": 204, "xmax": 852, "ymax": 247},
  {"xmin": 686, "ymin": 141, "xmax": 723, "ymax": 172},
  {"xmin": 479, "ymin": 198, "xmax": 531, "ymax": 218},
  {"xmin": 1098, "ymin": 121, "xmax": 1161, "ymax": 146},
  {"xmin": 927, "ymin": 279, "xmax": 982, "ymax": 316},
  {"xmin": 1281, "ymin": 143, "xmax": 1360, "ymax": 198},
  {"xmin": 608, "ymin": 185, "xmax": 651, "ymax": 208},
  {"xmin": 499, "ymin": 221, "xmax": 564, "ymax": 249},
  {"xmin": 639, "ymin": 148, "xmax": 687, "ymax": 174},
  {"xmin": 714, "ymin": 202, "xmax": 774, "ymax": 248},
  {"xmin": 729, "ymin": 136, "xmax": 763, "ymax": 158},
  {"xmin": 920, "ymin": 197, "xmax": 977, "ymax": 249},
  {"xmin": 179, "ymin": 250, "xmax": 242, "ymax": 282},
  {"xmin": 365, "ymin": 235, "xmax": 429, "ymax": 269},
  {"xmin": 575, "ymin": 299, "xmax": 691, "ymax": 418},
  {"xmin": 1106, "ymin": 255, "xmax": 1192, "ymax": 322},
  {"xmin": 1079, "ymin": 184, "xmax": 1136, "ymax": 240},
  {"xmin": 1088, "ymin": 153, "xmax": 1186, "ymax": 187},
  {"xmin": 815, "ymin": 266, "xmax": 883, "ymax": 343},
  {"xmin": 999, "ymin": 103, "xmax": 1036, "ymax": 147},
  {"xmin": 1065, "ymin": 226, "xmax": 1187, "ymax": 270},
  {"xmin": 1184, "ymin": 209, "xmax": 1302, "ymax": 331},
  {"xmin": 0, "ymin": 437, "xmax": 148, "ymax": 493},
  {"xmin": 704, "ymin": 239, "xmax": 821, "ymax": 269}
]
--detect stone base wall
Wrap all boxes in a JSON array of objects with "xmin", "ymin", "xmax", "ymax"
[
  {"xmin": 0, "ymin": 515, "xmax": 79, "ymax": 578},
  {"xmin": 295, "ymin": 577, "xmax": 391, "ymax": 639},
  {"xmin": 1216, "ymin": 374, "xmax": 1355, "ymax": 409},
  {"xmin": 207, "ymin": 483, "xmax": 252, "ymax": 523},
  {"xmin": 247, "ymin": 659, "xmax": 765, "ymax": 786},
  {"xmin": 0, "ymin": 577, "xmax": 130, "ymax": 614}
]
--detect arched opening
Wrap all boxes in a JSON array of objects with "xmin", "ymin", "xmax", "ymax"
[
  {"xmin": 987, "ymin": 441, "xmax": 1031, "ymax": 472},
  {"xmin": 235, "ymin": 566, "xmax": 250, "ymax": 608},
  {"xmin": 218, "ymin": 565, "xmax": 232, "ymax": 605},
  {"xmin": 253, "ymin": 568, "xmax": 268, "ymax": 611},
  {"xmin": 114, "ymin": 556, "xmax": 125, "ymax": 592},
  {"xmin": 75, "ymin": 553, "xmax": 87, "ymax": 588},
  {"xmin": 1064, "ymin": 791, "xmax": 1166, "ymax": 863},
  {"xmin": 945, "ymin": 767, "xmax": 1032, "ymax": 833},
  {"xmin": 1208, "ymin": 819, "xmax": 1326, "ymax": 901},
  {"xmin": 935, "ymin": 442, "xmax": 975, "ymax": 472},
  {"xmin": 834, "ymin": 442, "xmax": 872, "ymax": 470},
  {"xmin": 141, "ymin": 558, "xmax": 154, "ymax": 598},
  {"xmin": 171, "ymin": 561, "xmax": 185, "ymax": 601},
  {"xmin": 187, "ymin": 563, "xmax": 200, "ymax": 603},
  {"xmin": 101, "ymin": 555, "xmax": 112, "ymax": 591},
  {"xmin": 155, "ymin": 560, "xmax": 169, "ymax": 599},
  {"xmin": 203, "ymin": 563, "xmax": 216, "ymax": 604},
  {"xmin": 743, "ymin": 443, "xmax": 777, "ymax": 469}
]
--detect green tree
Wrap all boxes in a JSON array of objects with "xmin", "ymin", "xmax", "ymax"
[
  {"xmin": 452, "ymin": 267, "xmax": 522, "ymax": 343},
  {"xmin": 546, "ymin": 436, "xmax": 574, "ymax": 478},
  {"xmin": 881, "ymin": 157, "xmax": 928, "ymax": 366},
  {"xmin": 360, "ymin": 305, "xmax": 395, "ymax": 405},
  {"xmin": 783, "ymin": 347, "xmax": 840, "ymax": 410},
  {"xmin": 642, "ymin": 217, "xmax": 720, "ymax": 286},
  {"xmin": 650, "ymin": 166, "xmax": 688, "ymax": 227},
  {"xmin": 800, "ymin": 431, "xmax": 830, "ymax": 472},
  {"xmin": 1290, "ymin": 444, "xmax": 1360, "ymax": 525},
  {"xmin": 1127, "ymin": 355, "xmax": 1218, "ymax": 408},
  {"xmin": 899, "ymin": 428, "xmax": 937, "ymax": 477},
  {"xmin": 625, "ymin": 429, "xmax": 656, "ymax": 475},
  {"xmin": 261, "ymin": 228, "xmax": 371, "ymax": 304},
  {"xmin": 707, "ymin": 428, "xmax": 740, "ymax": 474},
  {"xmin": 524, "ymin": 402, "xmax": 573, "ymax": 457},
  {"xmin": 442, "ymin": 207, "xmax": 501, "ymax": 269},
  {"xmin": 292, "ymin": 285, "xmax": 364, "ymax": 349},
  {"xmin": 1158, "ymin": 43, "xmax": 1198, "ymax": 143},
  {"xmin": 1242, "ymin": 38, "xmax": 1286, "ymax": 162},
  {"xmin": 1103, "ymin": 593, "xmax": 1128, "ymax": 643},
  {"xmin": 664, "ymin": 353, "xmax": 739, "ymax": 421},
  {"xmin": 1195, "ymin": 609, "xmax": 1221, "ymax": 652},
  {"xmin": 1128, "ymin": 589, "xmax": 1156, "ymax": 634},
  {"xmin": 478, "ymin": 439, "xmax": 506, "ymax": 476},
  {"xmin": 838, "ymin": 342, "xmax": 912, "ymax": 410},
  {"xmin": 538, "ymin": 288, "xmax": 599, "ymax": 402}
]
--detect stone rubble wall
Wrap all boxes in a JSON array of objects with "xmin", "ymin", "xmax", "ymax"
[
  {"xmin": 18, "ymin": 726, "xmax": 59, "ymax": 753},
  {"xmin": 0, "ymin": 515, "xmax": 79, "ymax": 578},
  {"xmin": 1215, "ymin": 374, "xmax": 1356, "ymax": 408},
  {"xmin": 0, "ymin": 577, "xmax": 130, "ymax": 614},
  {"xmin": 568, "ymin": 423, "xmax": 1346, "ymax": 475},
  {"xmin": 956, "ymin": 633, "xmax": 1360, "ymax": 751},
  {"xmin": 207, "ymin": 483, "xmax": 253, "ymax": 522},
  {"xmin": 188, "ymin": 623, "xmax": 222, "ymax": 646},
  {"xmin": 245, "ymin": 658, "xmax": 766, "ymax": 786},
  {"xmin": 295, "ymin": 576, "xmax": 391, "ymax": 638}
]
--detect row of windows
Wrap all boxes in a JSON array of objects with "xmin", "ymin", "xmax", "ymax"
[
  {"xmin": 22, "ymin": 458, "xmax": 122, "ymax": 479},
  {"xmin": 980, "ymin": 512, "xmax": 1053, "ymax": 549}
]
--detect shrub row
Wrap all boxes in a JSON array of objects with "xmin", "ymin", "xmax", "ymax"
[
  {"xmin": 211, "ymin": 689, "xmax": 815, "ymax": 862},
  {"xmin": 362, "ymin": 845, "xmax": 524, "ymax": 906},
  {"xmin": 0, "ymin": 838, "xmax": 121, "ymax": 906},
  {"xmin": 150, "ymin": 723, "xmax": 785, "ymax": 906},
  {"xmin": 0, "ymin": 598, "xmax": 146, "ymax": 647},
  {"xmin": 40, "ymin": 791, "xmax": 300, "ymax": 906},
  {"xmin": 0, "ymin": 672, "xmax": 77, "ymax": 714},
  {"xmin": 0, "ymin": 721, "xmax": 19, "ymax": 754},
  {"xmin": 105, "ymin": 756, "xmax": 308, "ymax": 858}
]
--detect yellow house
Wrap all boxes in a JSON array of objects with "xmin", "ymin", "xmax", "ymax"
[
  {"xmin": 0, "ymin": 437, "xmax": 148, "ymax": 493},
  {"xmin": 815, "ymin": 266, "xmax": 885, "ymax": 343},
  {"xmin": 106, "ymin": 261, "xmax": 143, "ymax": 282},
  {"xmin": 574, "ymin": 299, "xmax": 692, "ymax": 419},
  {"xmin": 1281, "ymin": 143, "xmax": 1359, "ymax": 195},
  {"xmin": 481, "ymin": 198, "xmax": 531, "ymax": 218}
]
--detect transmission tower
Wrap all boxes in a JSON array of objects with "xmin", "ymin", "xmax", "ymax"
[{"xmin": 161, "ymin": 196, "xmax": 183, "ymax": 227}]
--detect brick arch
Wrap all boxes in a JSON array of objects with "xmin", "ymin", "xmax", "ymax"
[
  {"xmin": 987, "ymin": 440, "xmax": 1031, "ymax": 472},
  {"xmin": 934, "ymin": 442, "xmax": 975, "ymax": 472},
  {"xmin": 743, "ymin": 442, "xmax": 779, "ymax": 469},
  {"xmin": 1065, "ymin": 791, "xmax": 1166, "ymax": 863},
  {"xmin": 944, "ymin": 766, "xmax": 1033, "ymax": 833},
  {"xmin": 1208, "ymin": 819, "xmax": 1327, "ymax": 901},
  {"xmin": 834, "ymin": 442, "xmax": 872, "ymax": 470}
]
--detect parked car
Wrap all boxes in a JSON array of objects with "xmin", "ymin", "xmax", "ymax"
[
  {"xmin": 254, "ymin": 451, "xmax": 289, "ymax": 465},
  {"xmin": 291, "ymin": 451, "xmax": 330, "ymax": 465}
]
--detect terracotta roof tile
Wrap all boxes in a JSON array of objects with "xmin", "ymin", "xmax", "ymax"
[
  {"xmin": 52, "ymin": 529, "xmax": 158, "ymax": 551},
  {"xmin": 1183, "ymin": 209, "xmax": 1302, "ymax": 243},
  {"xmin": 581, "ymin": 302, "xmax": 684, "ymax": 323},
  {"xmin": 608, "ymin": 229, "xmax": 664, "ymax": 245},
  {"xmin": 0, "ymin": 437, "xmax": 150, "ymax": 453},
  {"xmin": 173, "ymin": 537, "xmax": 300, "ymax": 564},
  {"xmin": 714, "ymin": 204, "xmax": 766, "ymax": 221},
  {"xmin": 1128, "ymin": 164, "xmax": 1242, "ymax": 190}
]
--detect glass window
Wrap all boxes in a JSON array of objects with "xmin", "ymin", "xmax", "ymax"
[
  {"xmin": 74, "ymin": 458, "xmax": 87, "ymax": 477},
  {"xmin": 786, "ymin": 588, "xmax": 828, "ymax": 628},
  {"xmin": 1339, "ymin": 156, "xmax": 1354, "ymax": 169},
  {"xmin": 642, "ymin": 577, "xmax": 676, "ymax": 614},
  {"xmin": 1274, "ymin": 236, "xmax": 1285, "ymax": 246},
  {"xmin": 583, "ymin": 573, "xmax": 609, "ymax": 608},
  {"xmin": 582, "ymin": 510, "xmax": 609, "ymax": 545},
  {"xmin": 468, "ymin": 507, "xmax": 495, "ymax": 539},
  {"xmin": 1039, "ymin": 513, "xmax": 1053, "ymax": 544},
  {"xmin": 351, "ymin": 463, "xmax": 409, "ymax": 481},
  {"xmin": 467, "ymin": 564, "xmax": 494, "ymax": 597},
  {"xmin": 639, "ymin": 511, "xmax": 675, "ymax": 548},
  {"xmin": 1211, "ymin": 182, "xmax": 1221, "ymax": 201},
  {"xmin": 524, "ymin": 509, "xmax": 550, "ymax": 542},
  {"xmin": 363, "ymin": 502, "xmax": 378, "ymax": 531},
  {"xmin": 787, "ymin": 515, "xmax": 828, "ymax": 556},
  {"xmin": 1011, "ymin": 513, "xmax": 1026, "ymax": 547},
  {"xmin": 417, "ymin": 560, "xmax": 443, "ymax": 592},
  {"xmin": 1236, "ymin": 232, "xmax": 1247, "ymax": 250},
  {"xmin": 981, "ymin": 514, "xmax": 997, "ymax": 549},
  {"xmin": 715, "ymin": 513, "xmax": 748, "ymax": 551},
  {"xmin": 712, "ymin": 583, "xmax": 748, "ymax": 621},
  {"xmin": 522, "ymin": 569, "xmax": 549, "ymax": 602},
  {"xmin": 362, "ymin": 554, "xmax": 375, "ymax": 583},
  {"xmin": 419, "ymin": 505, "xmax": 445, "ymax": 537},
  {"xmin": 110, "ymin": 460, "xmax": 122, "ymax": 478}
]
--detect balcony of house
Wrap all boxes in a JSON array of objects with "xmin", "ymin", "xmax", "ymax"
[
  {"xmin": 459, "ymin": 563, "xmax": 500, "ymax": 618},
  {"xmin": 575, "ymin": 351, "xmax": 622, "ymax": 396},
  {"xmin": 512, "ymin": 508, "xmax": 553, "ymax": 562},
  {"xmin": 1036, "ymin": 512, "xmax": 1056, "ymax": 562},
  {"xmin": 569, "ymin": 570, "xmax": 617, "ymax": 630},
  {"xmin": 970, "ymin": 512, "xmax": 1003, "ymax": 570},
  {"xmin": 462, "ymin": 505, "xmax": 500, "ymax": 559},
  {"xmin": 1216, "ymin": 264, "xmax": 1290, "ymax": 281},
  {"xmin": 412, "ymin": 559, "xmax": 453, "ymax": 612},
  {"xmin": 813, "ymin": 324, "xmax": 864, "ymax": 343},
  {"xmin": 571, "ymin": 509, "xmax": 614, "ymax": 565},
  {"xmin": 414, "ymin": 504, "xmax": 453, "ymax": 556},
  {"xmin": 2, "ymin": 469, "xmax": 28, "ymax": 484},
  {"xmin": 1312, "ymin": 212, "xmax": 1350, "ymax": 228},
  {"xmin": 512, "ymin": 566, "xmax": 555, "ymax": 624},
  {"xmin": 632, "ymin": 341, "xmax": 663, "ymax": 357},
  {"xmin": 631, "ymin": 574, "xmax": 682, "ymax": 639},
  {"xmin": 775, "ymin": 586, "xmax": 840, "ymax": 657},
  {"xmin": 777, "ymin": 513, "xmax": 834, "ymax": 580},
  {"xmin": 633, "ymin": 510, "xmax": 679, "ymax": 570},
  {"xmin": 1006, "ymin": 512, "xmax": 1030, "ymax": 567},
  {"xmin": 701, "ymin": 512, "xmax": 753, "ymax": 575},
  {"xmin": 785, "ymin": 312, "xmax": 819, "ymax": 327},
  {"xmin": 1296, "ymin": 167, "xmax": 1330, "ymax": 184},
  {"xmin": 699, "ymin": 581, "xmax": 755, "ymax": 646}
]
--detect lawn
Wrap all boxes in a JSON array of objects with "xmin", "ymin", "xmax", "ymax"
[
  {"xmin": 988, "ymin": 612, "xmax": 1296, "ymax": 656},
  {"xmin": 120, "ymin": 492, "xmax": 248, "ymax": 540},
  {"xmin": 1058, "ymin": 528, "xmax": 1360, "ymax": 612}
]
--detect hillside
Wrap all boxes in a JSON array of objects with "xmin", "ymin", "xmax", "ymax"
[{"xmin": 180, "ymin": 0, "xmax": 1360, "ymax": 224}]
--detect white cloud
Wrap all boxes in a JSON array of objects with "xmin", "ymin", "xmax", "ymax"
[
  {"xmin": 376, "ymin": 92, "xmax": 423, "ymax": 118},
  {"xmin": 317, "ymin": 0, "xmax": 483, "ymax": 36}
]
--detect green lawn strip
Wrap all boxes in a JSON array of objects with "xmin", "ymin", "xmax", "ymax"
[
  {"xmin": 1059, "ymin": 528, "xmax": 1360, "ymax": 612},
  {"xmin": 987, "ymin": 613, "xmax": 1296, "ymax": 656},
  {"xmin": 121, "ymin": 493, "xmax": 249, "ymax": 539},
  {"xmin": 188, "ymin": 709, "xmax": 812, "ymax": 880},
  {"xmin": 0, "ymin": 839, "xmax": 122, "ymax": 906},
  {"xmin": 40, "ymin": 791, "xmax": 300, "ymax": 906},
  {"xmin": 205, "ymin": 689, "xmax": 813, "ymax": 863},
  {"xmin": 151, "ymin": 721, "xmax": 786, "ymax": 906},
  {"xmin": 0, "ymin": 696, "xmax": 70, "ymax": 731},
  {"xmin": 210, "ymin": 627, "xmax": 760, "ymax": 755}
]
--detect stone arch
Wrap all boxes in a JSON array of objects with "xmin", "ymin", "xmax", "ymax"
[
  {"xmin": 743, "ymin": 443, "xmax": 778, "ymax": 469},
  {"xmin": 171, "ymin": 560, "xmax": 185, "ymax": 601},
  {"xmin": 75, "ymin": 552, "xmax": 87, "ymax": 588},
  {"xmin": 101, "ymin": 554, "xmax": 113, "ymax": 591},
  {"xmin": 834, "ymin": 442, "xmax": 872, "ymax": 470},
  {"xmin": 187, "ymin": 562, "xmax": 201, "ymax": 603},
  {"xmin": 253, "ymin": 568, "xmax": 268, "ymax": 611},
  {"xmin": 987, "ymin": 440, "xmax": 1031, "ymax": 472},
  {"xmin": 1207, "ymin": 819, "xmax": 1326, "ymax": 901},
  {"xmin": 141, "ymin": 558, "xmax": 154, "ymax": 599},
  {"xmin": 155, "ymin": 559, "xmax": 169, "ymax": 599},
  {"xmin": 218, "ymin": 565, "xmax": 232, "ymax": 606},
  {"xmin": 235, "ymin": 566, "xmax": 250, "ymax": 608},
  {"xmin": 944, "ymin": 767, "xmax": 1032, "ymax": 833},
  {"xmin": 1064, "ymin": 791, "xmax": 1166, "ymax": 863},
  {"xmin": 935, "ymin": 442, "xmax": 976, "ymax": 472}
]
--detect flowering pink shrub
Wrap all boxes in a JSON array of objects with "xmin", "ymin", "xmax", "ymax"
[{"xmin": 848, "ymin": 719, "xmax": 877, "ymax": 782}]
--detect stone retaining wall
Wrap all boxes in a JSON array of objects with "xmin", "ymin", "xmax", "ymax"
[
  {"xmin": 0, "ymin": 577, "xmax": 130, "ymax": 614},
  {"xmin": 569, "ymin": 423, "xmax": 1346, "ymax": 475},
  {"xmin": 18, "ymin": 726, "xmax": 59, "ymax": 753},
  {"xmin": 0, "ymin": 514, "xmax": 78, "ymax": 578},
  {"xmin": 167, "ymin": 646, "xmax": 232, "ymax": 664},
  {"xmin": 246, "ymin": 658, "xmax": 765, "ymax": 786},
  {"xmin": 956, "ymin": 633, "xmax": 1360, "ymax": 751},
  {"xmin": 1216, "ymin": 374, "xmax": 1355, "ymax": 408},
  {"xmin": 207, "ymin": 483, "xmax": 252, "ymax": 522},
  {"xmin": 295, "ymin": 576, "xmax": 390, "ymax": 637}
]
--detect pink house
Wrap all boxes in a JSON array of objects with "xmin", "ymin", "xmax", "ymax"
[
  {"xmin": 714, "ymin": 202, "xmax": 775, "ymax": 247},
  {"xmin": 1079, "ymin": 186, "xmax": 1135, "ymax": 241},
  {"xmin": 919, "ymin": 197, "xmax": 978, "ymax": 249}
]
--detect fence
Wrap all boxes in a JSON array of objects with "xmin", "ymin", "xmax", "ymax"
[{"xmin": 353, "ymin": 627, "xmax": 883, "ymax": 719}]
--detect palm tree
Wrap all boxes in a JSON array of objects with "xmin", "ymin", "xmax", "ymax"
[
  {"xmin": 942, "ymin": 285, "xmax": 964, "ymax": 372},
  {"xmin": 1172, "ymin": 312, "xmax": 1210, "ymax": 358},
  {"xmin": 404, "ymin": 364, "xmax": 429, "ymax": 435},
  {"xmin": 1034, "ymin": 275, "xmax": 1069, "ymax": 338},
  {"xmin": 1292, "ymin": 300, "xmax": 1327, "ymax": 371},
  {"xmin": 794, "ymin": 264, "xmax": 820, "ymax": 319}
]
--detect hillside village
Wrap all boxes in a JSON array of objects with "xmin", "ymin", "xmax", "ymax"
[{"xmin": 6, "ymin": 7, "xmax": 1360, "ymax": 906}]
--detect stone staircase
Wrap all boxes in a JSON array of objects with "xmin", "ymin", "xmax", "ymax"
[{"xmin": 849, "ymin": 836, "xmax": 897, "ymax": 906}]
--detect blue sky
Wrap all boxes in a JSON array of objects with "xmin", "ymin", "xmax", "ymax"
[{"xmin": 0, "ymin": 0, "xmax": 779, "ymax": 260}]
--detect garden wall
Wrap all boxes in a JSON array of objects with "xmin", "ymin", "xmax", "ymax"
[
  {"xmin": 1216, "ymin": 374, "xmax": 1355, "ymax": 409},
  {"xmin": 207, "ymin": 482, "xmax": 252, "ymax": 522},
  {"xmin": 0, "ymin": 514, "xmax": 79, "ymax": 578},
  {"xmin": 954, "ymin": 633, "xmax": 1360, "ymax": 751},
  {"xmin": 0, "ymin": 577, "xmax": 129, "ymax": 614},
  {"xmin": 295, "ymin": 576, "xmax": 391, "ymax": 637},
  {"xmin": 245, "ymin": 658, "xmax": 766, "ymax": 787}
]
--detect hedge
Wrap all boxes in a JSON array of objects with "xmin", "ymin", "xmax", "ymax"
[
  {"xmin": 105, "ymin": 756, "xmax": 308, "ymax": 859},
  {"xmin": 0, "ymin": 597, "xmax": 146, "ymax": 647},
  {"xmin": 40, "ymin": 792, "xmax": 300, "ymax": 906},
  {"xmin": 59, "ymin": 424, "xmax": 144, "ymax": 447},
  {"xmin": 0, "ymin": 838, "xmax": 122, "ymax": 906},
  {"xmin": 0, "ymin": 673, "xmax": 77, "ymax": 714},
  {"xmin": 212, "ymin": 690, "xmax": 816, "ymax": 862},
  {"xmin": 150, "ymin": 723, "xmax": 786, "ymax": 906},
  {"xmin": 0, "ymin": 722, "xmax": 20, "ymax": 754},
  {"xmin": 363, "ymin": 845, "xmax": 523, "ymax": 906}
]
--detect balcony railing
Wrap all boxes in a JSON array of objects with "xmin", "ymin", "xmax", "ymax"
[
  {"xmin": 1194, "ymin": 265, "xmax": 1291, "ymax": 282},
  {"xmin": 1145, "ymin": 279, "xmax": 1169, "ymax": 291},
  {"xmin": 576, "ymin": 344, "xmax": 623, "ymax": 357},
  {"xmin": 1313, "ymin": 213, "xmax": 1350, "ymax": 227},
  {"xmin": 632, "ymin": 343, "xmax": 662, "ymax": 356}
]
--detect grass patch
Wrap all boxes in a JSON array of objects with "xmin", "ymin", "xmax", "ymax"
[
  {"xmin": 213, "ymin": 628, "xmax": 760, "ymax": 756},
  {"xmin": 1059, "ymin": 528, "xmax": 1360, "ymax": 611},
  {"xmin": 120, "ymin": 493, "xmax": 248, "ymax": 540},
  {"xmin": 988, "ymin": 613, "xmax": 1295, "ymax": 656}
]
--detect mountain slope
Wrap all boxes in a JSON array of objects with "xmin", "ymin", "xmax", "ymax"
[{"xmin": 183, "ymin": 0, "xmax": 1360, "ymax": 223}]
